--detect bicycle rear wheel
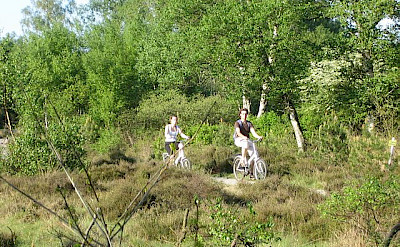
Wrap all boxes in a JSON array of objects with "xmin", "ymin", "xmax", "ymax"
[
  {"xmin": 180, "ymin": 158, "xmax": 191, "ymax": 169},
  {"xmin": 233, "ymin": 156, "xmax": 246, "ymax": 180},
  {"xmin": 254, "ymin": 159, "xmax": 267, "ymax": 180}
]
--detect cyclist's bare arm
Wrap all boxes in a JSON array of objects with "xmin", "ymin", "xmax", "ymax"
[
  {"xmin": 180, "ymin": 132, "xmax": 190, "ymax": 140},
  {"xmin": 178, "ymin": 127, "xmax": 190, "ymax": 140},
  {"xmin": 250, "ymin": 127, "xmax": 263, "ymax": 140}
]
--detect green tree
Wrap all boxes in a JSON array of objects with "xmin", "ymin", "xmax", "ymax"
[
  {"xmin": 320, "ymin": 0, "xmax": 400, "ymax": 130},
  {"xmin": 0, "ymin": 36, "xmax": 19, "ymax": 131},
  {"xmin": 328, "ymin": 0, "xmax": 399, "ymax": 77},
  {"xmin": 5, "ymin": 0, "xmax": 89, "ymax": 174},
  {"xmin": 83, "ymin": 19, "xmax": 145, "ymax": 127},
  {"xmin": 21, "ymin": 0, "xmax": 77, "ymax": 34}
]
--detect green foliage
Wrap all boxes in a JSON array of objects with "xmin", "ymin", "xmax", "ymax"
[
  {"xmin": 319, "ymin": 175, "xmax": 400, "ymax": 245},
  {"xmin": 207, "ymin": 198, "xmax": 279, "ymax": 246},
  {"xmin": 135, "ymin": 89, "xmax": 189, "ymax": 130},
  {"xmin": 83, "ymin": 19, "xmax": 144, "ymax": 127},
  {"xmin": 6, "ymin": 129, "xmax": 55, "ymax": 175},
  {"xmin": 134, "ymin": 90, "xmax": 236, "ymax": 130},
  {"xmin": 91, "ymin": 127, "xmax": 123, "ymax": 155},
  {"xmin": 248, "ymin": 111, "xmax": 290, "ymax": 139},
  {"xmin": 300, "ymin": 59, "xmax": 349, "ymax": 116},
  {"xmin": 184, "ymin": 95, "xmax": 237, "ymax": 125},
  {"xmin": 309, "ymin": 113, "xmax": 349, "ymax": 165},
  {"xmin": 5, "ymin": 119, "xmax": 86, "ymax": 175},
  {"xmin": 47, "ymin": 120, "xmax": 86, "ymax": 169},
  {"xmin": 186, "ymin": 123, "xmax": 232, "ymax": 146},
  {"xmin": 365, "ymin": 69, "xmax": 400, "ymax": 135}
]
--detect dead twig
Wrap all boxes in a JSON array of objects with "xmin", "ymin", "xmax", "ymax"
[{"xmin": 176, "ymin": 208, "xmax": 190, "ymax": 247}]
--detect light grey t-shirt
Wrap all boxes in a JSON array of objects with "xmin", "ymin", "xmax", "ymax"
[{"xmin": 165, "ymin": 124, "xmax": 182, "ymax": 142}]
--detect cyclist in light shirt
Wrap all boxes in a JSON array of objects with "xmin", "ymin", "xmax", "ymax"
[{"xmin": 165, "ymin": 115, "xmax": 190, "ymax": 155}]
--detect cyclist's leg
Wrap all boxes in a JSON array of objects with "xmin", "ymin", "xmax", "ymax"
[
  {"xmin": 235, "ymin": 138, "xmax": 249, "ymax": 166},
  {"xmin": 174, "ymin": 141, "xmax": 179, "ymax": 151},
  {"xmin": 247, "ymin": 142, "xmax": 255, "ymax": 174},
  {"xmin": 165, "ymin": 142, "xmax": 174, "ymax": 155}
]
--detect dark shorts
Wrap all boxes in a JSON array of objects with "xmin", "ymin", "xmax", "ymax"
[{"xmin": 165, "ymin": 141, "xmax": 179, "ymax": 155}]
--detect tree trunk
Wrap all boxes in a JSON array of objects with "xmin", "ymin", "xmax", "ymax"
[
  {"xmin": 288, "ymin": 104, "xmax": 305, "ymax": 152},
  {"xmin": 5, "ymin": 109, "xmax": 15, "ymax": 141},
  {"xmin": 257, "ymin": 25, "xmax": 277, "ymax": 118},
  {"xmin": 242, "ymin": 94, "xmax": 250, "ymax": 112},
  {"xmin": 257, "ymin": 82, "xmax": 267, "ymax": 118},
  {"xmin": 3, "ymin": 85, "xmax": 15, "ymax": 141}
]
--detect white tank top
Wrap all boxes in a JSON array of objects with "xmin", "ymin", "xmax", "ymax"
[{"xmin": 165, "ymin": 124, "xmax": 181, "ymax": 142}]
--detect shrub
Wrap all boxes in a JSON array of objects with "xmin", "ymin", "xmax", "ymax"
[
  {"xmin": 5, "ymin": 119, "xmax": 86, "ymax": 175},
  {"xmin": 186, "ymin": 123, "xmax": 232, "ymax": 146},
  {"xmin": 134, "ymin": 89, "xmax": 189, "ymax": 130},
  {"xmin": 248, "ymin": 111, "xmax": 291, "ymax": 139},
  {"xmin": 91, "ymin": 126, "xmax": 123, "ymax": 155},
  {"xmin": 205, "ymin": 198, "xmax": 279, "ymax": 246},
  {"xmin": 47, "ymin": 120, "xmax": 86, "ymax": 169},
  {"xmin": 134, "ymin": 90, "xmax": 236, "ymax": 131},
  {"xmin": 319, "ymin": 175, "xmax": 400, "ymax": 246},
  {"xmin": 307, "ymin": 113, "xmax": 350, "ymax": 165},
  {"xmin": 184, "ymin": 95, "xmax": 237, "ymax": 125},
  {"xmin": 6, "ymin": 130, "xmax": 54, "ymax": 175}
]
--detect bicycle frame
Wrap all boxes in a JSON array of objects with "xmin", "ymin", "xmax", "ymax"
[
  {"xmin": 245, "ymin": 140, "xmax": 261, "ymax": 167},
  {"xmin": 163, "ymin": 141, "xmax": 188, "ymax": 166},
  {"xmin": 233, "ymin": 139, "xmax": 267, "ymax": 180},
  {"xmin": 174, "ymin": 142, "xmax": 186, "ymax": 165}
]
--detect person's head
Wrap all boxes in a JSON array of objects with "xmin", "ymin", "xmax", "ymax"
[
  {"xmin": 239, "ymin": 108, "xmax": 248, "ymax": 120},
  {"xmin": 170, "ymin": 115, "xmax": 178, "ymax": 125}
]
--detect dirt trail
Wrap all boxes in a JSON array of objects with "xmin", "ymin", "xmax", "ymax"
[{"xmin": 212, "ymin": 177, "xmax": 255, "ymax": 195}]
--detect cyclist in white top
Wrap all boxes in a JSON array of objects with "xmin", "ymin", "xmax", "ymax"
[
  {"xmin": 165, "ymin": 115, "xmax": 190, "ymax": 155},
  {"xmin": 234, "ymin": 108, "xmax": 263, "ymax": 167}
]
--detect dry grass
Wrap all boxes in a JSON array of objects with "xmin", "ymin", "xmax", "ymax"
[{"xmin": 328, "ymin": 227, "xmax": 369, "ymax": 247}]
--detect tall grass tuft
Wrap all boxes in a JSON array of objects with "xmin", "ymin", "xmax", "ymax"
[{"xmin": 0, "ymin": 229, "xmax": 17, "ymax": 247}]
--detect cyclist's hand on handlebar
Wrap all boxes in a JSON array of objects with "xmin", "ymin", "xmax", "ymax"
[{"xmin": 257, "ymin": 137, "xmax": 263, "ymax": 141}]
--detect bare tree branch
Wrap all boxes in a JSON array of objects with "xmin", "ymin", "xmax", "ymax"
[{"xmin": 383, "ymin": 222, "xmax": 400, "ymax": 247}]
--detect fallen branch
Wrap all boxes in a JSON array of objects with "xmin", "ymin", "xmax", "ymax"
[{"xmin": 383, "ymin": 222, "xmax": 400, "ymax": 247}]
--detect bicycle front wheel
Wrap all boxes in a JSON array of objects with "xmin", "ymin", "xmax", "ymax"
[
  {"xmin": 180, "ymin": 158, "xmax": 191, "ymax": 169},
  {"xmin": 254, "ymin": 159, "xmax": 268, "ymax": 180},
  {"xmin": 233, "ymin": 156, "xmax": 245, "ymax": 180},
  {"xmin": 162, "ymin": 153, "xmax": 170, "ymax": 162}
]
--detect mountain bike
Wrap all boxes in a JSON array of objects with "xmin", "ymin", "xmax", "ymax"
[
  {"xmin": 233, "ymin": 139, "xmax": 267, "ymax": 180},
  {"xmin": 162, "ymin": 141, "xmax": 191, "ymax": 169}
]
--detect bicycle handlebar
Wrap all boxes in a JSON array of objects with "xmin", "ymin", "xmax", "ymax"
[{"xmin": 251, "ymin": 138, "xmax": 263, "ymax": 143}]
